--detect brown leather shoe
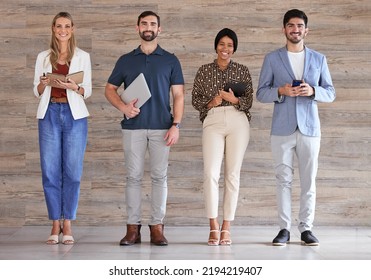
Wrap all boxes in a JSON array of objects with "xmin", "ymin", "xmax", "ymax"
[
  {"xmin": 119, "ymin": 224, "xmax": 141, "ymax": 246},
  {"xmin": 149, "ymin": 224, "xmax": 168, "ymax": 246}
]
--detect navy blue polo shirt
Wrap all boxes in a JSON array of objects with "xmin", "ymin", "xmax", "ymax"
[{"xmin": 108, "ymin": 45, "xmax": 184, "ymax": 129}]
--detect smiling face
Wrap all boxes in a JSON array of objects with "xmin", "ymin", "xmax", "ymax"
[
  {"xmin": 216, "ymin": 35, "xmax": 234, "ymax": 61},
  {"xmin": 137, "ymin": 15, "xmax": 161, "ymax": 42},
  {"xmin": 283, "ymin": 17, "xmax": 308, "ymax": 44},
  {"xmin": 52, "ymin": 17, "xmax": 74, "ymax": 43}
]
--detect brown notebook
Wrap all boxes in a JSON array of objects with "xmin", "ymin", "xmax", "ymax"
[{"xmin": 46, "ymin": 71, "xmax": 84, "ymax": 89}]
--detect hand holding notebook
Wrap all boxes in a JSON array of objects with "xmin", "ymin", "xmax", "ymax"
[{"xmin": 46, "ymin": 71, "xmax": 84, "ymax": 89}]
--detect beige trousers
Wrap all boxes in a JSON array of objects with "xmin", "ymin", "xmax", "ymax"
[{"xmin": 202, "ymin": 106, "xmax": 250, "ymax": 221}]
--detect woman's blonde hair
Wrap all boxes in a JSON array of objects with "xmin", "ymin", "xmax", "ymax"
[{"xmin": 49, "ymin": 12, "xmax": 76, "ymax": 70}]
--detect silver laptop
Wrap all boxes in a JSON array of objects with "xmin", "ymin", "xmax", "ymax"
[{"xmin": 119, "ymin": 73, "xmax": 151, "ymax": 108}]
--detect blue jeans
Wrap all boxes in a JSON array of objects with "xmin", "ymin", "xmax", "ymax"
[{"xmin": 38, "ymin": 103, "xmax": 87, "ymax": 220}]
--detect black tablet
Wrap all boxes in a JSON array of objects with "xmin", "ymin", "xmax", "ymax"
[{"xmin": 223, "ymin": 82, "xmax": 247, "ymax": 97}]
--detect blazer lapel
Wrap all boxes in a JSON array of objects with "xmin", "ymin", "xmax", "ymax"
[
  {"xmin": 69, "ymin": 48, "xmax": 80, "ymax": 73},
  {"xmin": 278, "ymin": 47, "xmax": 296, "ymax": 81},
  {"xmin": 302, "ymin": 47, "xmax": 312, "ymax": 81}
]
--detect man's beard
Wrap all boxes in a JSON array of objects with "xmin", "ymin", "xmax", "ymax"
[
  {"xmin": 140, "ymin": 31, "xmax": 158, "ymax": 42},
  {"xmin": 286, "ymin": 32, "xmax": 304, "ymax": 44}
]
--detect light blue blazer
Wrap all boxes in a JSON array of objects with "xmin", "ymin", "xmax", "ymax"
[{"xmin": 256, "ymin": 46, "xmax": 335, "ymax": 137}]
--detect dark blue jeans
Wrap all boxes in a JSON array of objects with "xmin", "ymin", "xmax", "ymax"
[{"xmin": 38, "ymin": 103, "xmax": 87, "ymax": 220}]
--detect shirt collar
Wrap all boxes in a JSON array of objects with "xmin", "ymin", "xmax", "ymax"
[
  {"xmin": 213, "ymin": 59, "xmax": 234, "ymax": 70},
  {"xmin": 134, "ymin": 45, "xmax": 164, "ymax": 56}
]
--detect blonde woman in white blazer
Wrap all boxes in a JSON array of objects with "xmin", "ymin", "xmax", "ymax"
[{"xmin": 33, "ymin": 12, "xmax": 92, "ymax": 245}]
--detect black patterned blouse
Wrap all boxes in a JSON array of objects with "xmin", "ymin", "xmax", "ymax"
[{"xmin": 192, "ymin": 60, "xmax": 253, "ymax": 122}]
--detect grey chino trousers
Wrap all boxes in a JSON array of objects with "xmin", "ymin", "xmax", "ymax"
[
  {"xmin": 122, "ymin": 129, "xmax": 170, "ymax": 225},
  {"xmin": 271, "ymin": 129, "xmax": 321, "ymax": 233}
]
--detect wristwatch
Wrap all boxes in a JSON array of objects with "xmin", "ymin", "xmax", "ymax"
[{"xmin": 172, "ymin": 122, "xmax": 181, "ymax": 129}]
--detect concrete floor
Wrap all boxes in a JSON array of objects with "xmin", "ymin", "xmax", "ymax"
[
  {"xmin": 0, "ymin": 225, "xmax": 370, "ymax": 279},
  {"xmin": 1, "ymin": 225, "xmax": 370, "ymax": 260}
]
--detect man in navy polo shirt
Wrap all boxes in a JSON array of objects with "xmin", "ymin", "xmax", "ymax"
[{"xmin": 105, "ymin": 10, "xmax": 185, "ymax": 246}]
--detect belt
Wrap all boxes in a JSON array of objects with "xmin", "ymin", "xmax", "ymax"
[{"xmin": 50, "ymin": 97, "xmax": 68, "ymax": 103}]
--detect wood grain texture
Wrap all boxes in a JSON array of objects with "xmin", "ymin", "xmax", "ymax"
[{"xmin": 0, "ymin": 0, "xmax": 370, "ymax": 227}]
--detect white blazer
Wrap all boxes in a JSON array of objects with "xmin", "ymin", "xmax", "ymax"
[{"xmin": 33, "ymin": 47, "xmax": 92, "ymax": 120}]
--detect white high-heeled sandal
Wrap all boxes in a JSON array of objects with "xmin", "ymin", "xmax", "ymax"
[
  {"xmin": 46, "ymin": 235, "xmax": 59, "ymax": 245},
  {"xmin": 62, "ymin": 235, "xmax": 75, "ymax": 245},
  {"xmin": 219, "ymin": 230, "xmax": 232, "ymax": 245},
  {"xmin": 208, "ymin": 229, "xmax": 220, "ymax": 246}
]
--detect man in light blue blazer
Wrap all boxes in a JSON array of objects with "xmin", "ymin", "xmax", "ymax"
[{"xmin": 257, "ymin": 9, "xmax": 335, "ymax": 246}]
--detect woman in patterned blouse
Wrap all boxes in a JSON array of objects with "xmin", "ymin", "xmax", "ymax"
[{"xmin": 192, "ymin": 28, "xmax": 253, "ymax": 246}]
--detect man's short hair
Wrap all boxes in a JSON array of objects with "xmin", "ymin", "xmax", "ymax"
[
  {"xmin": 283, "ymin": 9, "xmax": 308, "ymax": 27},
  {"xmin": 137, "ymin": 11, "xmax": 160, "ymax": 27}
]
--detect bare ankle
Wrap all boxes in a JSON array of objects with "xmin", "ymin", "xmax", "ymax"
[{"xmin": 62, "ymin": 220, "xmax": 72, "ymax": 236}]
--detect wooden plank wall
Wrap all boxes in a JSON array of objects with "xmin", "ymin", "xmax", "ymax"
[{"xmin": 0, "ymin": 0, "xmax": 370, "ymax": 227}]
